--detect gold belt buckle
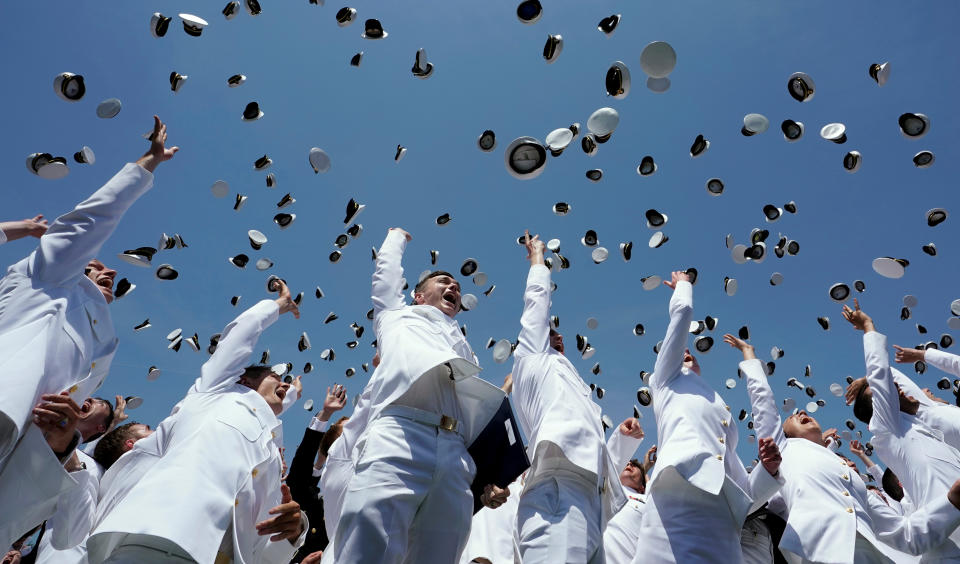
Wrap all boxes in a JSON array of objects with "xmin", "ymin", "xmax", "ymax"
[{"xmin": 439, "ymin": 414, "xmax": 458, "ymax": 432}]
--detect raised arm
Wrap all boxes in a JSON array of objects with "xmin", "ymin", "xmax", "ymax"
[
  {"xmin": 0, "ymin": 215, "xmax": 48, "ymax": 245},
  {"xmin": 726, "ymin": 334, "xmax": 787, "ymax": 449},
  {"xmin": 371, "ymin": 228, "xmax": 411, "ymax": 315},
  {"xmin": 26, "ymin": 117, "xmax": 176, "ymax": 286},
  {"xmin": 891, "ymin": 366, "xmax": 935, "ymax": 408},
  {"xmin": 843, "ymin": 301, "xmax": 901, "ymax": 436},
  {"xmin": 607, "ymin": 417, "xmax": 644, "ymax": 469},
  {"xmin": 194, "ymin": 281, "xmax": 299, "ymax": 394},
  {"xmin": 871, "ymin": 479, "xmax": 960, "ymax": 556},
  {"xmin": 650, "ymin": 272, "xmax": 693, "ymax": 391},
  {"xmin": 515, "ymin": 231, "xmax": 550, "ymax": 358},
  {"xmin": 913, "ymin": 347, "xmax": 960, "ymax": 379}
]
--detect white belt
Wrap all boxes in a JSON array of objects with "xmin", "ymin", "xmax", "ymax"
[{"xmin": 381, "ymin": 405, "xmax": 459, "ymax": 433}]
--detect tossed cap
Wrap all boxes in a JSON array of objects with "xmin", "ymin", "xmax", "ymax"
[
  {"xmin": 642, "ymin": 276, "xmax": 661, "ymax": 291},
  {"xmin": 545, "ymin": 128, "xmax": 574, "ymax": 156},
  {"xmin": 248, "ymin": 229, "xmax": 267, "ymax": 250},
  {"xmin": 115, "ymin": 278, "xmax": 135, "ymax": 300},
  {"xmin": 344, "ymin": 198, "xmax": 365, "ymax": 224},
  {"xmin": 587, "ymin": 107, "xmax": 620, "ymax": 139},
  {"xmin": 96, "ymin": 98, "xmax": 122, "ymax": 119},
  {"xmin": 872, "ymin": 257, "xmax": 908, "ymax": 279},
  {"xmin": 478, "ymin": 130, "xmax": 497, "ymax": 152},
  {"xmin": 516, "ymin": 0, "xmax": 543, "ymax": 24},
  {"xmin": 155, "ymin": 264, "xmax": 179, "ymax": 280},
  {"xmin": 242, "ymin": 101, "xmax": 264, "ymax": 121},
  {"xmin": 741, "ymin": 113, "xmax": 769, "ymax": 136},
  {"xmin": 504, "ymin": 137, "xmax": 547, "ymax": 180},
  {"xmin": 639, "ymin": 41, "xmax": 676, "ymax": 78},
  {"xmin": 581, "ymin": 134, "xmax": 599, "ymax": 156},
  {"xmin": 543, "ymin": 34, "xmax": 563, "ymax": 64},
  {"xmin": 898, "ymin": 113, "xmax": 930, "ymax": 139},
  {"xmin": 460, "ymin": 258, "xmax": 478, "ymax": 276},
  {"xmin": 170, "ymin": 72, "xmax": 188, "ymax": 92},
  {"xmin": 361, "ymin": 18, "xmax": 387, "ymax": 39},
  {"xmin": 787, "ymin": 72, "xmax": 815, "ymax": 102},
  {"xmin": 843, "ymin": 151, "xmax": 862, "ymax": 173},
  {"xmin": 229, "ymin": 253, "xmax": 249, "ymax": 268},
  {"xmin": 117, "ymin": 247, "xmax": 157, "ymax": 268},
  {"xmin": 223, "ymin": 1, "xmax": 239, "ymax": 19},
  {"xmin": 820, "ymin": 123, "xmax": 847, "ymax": 143},
  {"xmin": 227, "ymin": 74, "xmax": 246, "ymax": 88},
  {"xmin": 586, "ymin": 169, "xmax": 603, "ymax": 182},
  {"xmin": 245, "ymin": 0, "xmax": 262, "ymax": 16},
  {"xmin": 927, "ymin": 208, "xmax": 948, "ymax": 227},
  {"xmin": 689, "ymin": 134, "xmax": 709, "ymax": 158},
  {"xmin": 73, "ymin": 146, "xmax": 96, "ymax": 165},
  {"xmin": 637, "ymin": 155, "xmax": 657, "ymax": 176},
  {"xmin": 637, "ymin": 387, "xmax": 652, "ymax": 406},
  {"xmin": 724, "ymin": 277, "xmax": 738, "ymax": 296},
  {"xmin": 817, "ymin": 317, "xmax": 830, "ymax": 330},
  {"xmin": 645, "ymin": 208, "xmax": 668, "ymax": 229},
  {"xmin": 597, "ymin": 14, "xmax": 621, "ymax": 35},
  {"xmin": 350, "ymin": 52, "xmax": 363, "ymax": 66},
  {"xmin": 150, "ymin": 12, "xmax": 173, "ymax": 37},
  {"xmin": 553, "ymin": 202, "xmax": 571, "ymax": 215},
  {"xmin": 492, "ymin": 339, "xmax": 512, "ymax": 363},
  {"xmin": 336, "ymin": 7, "xmax": 357, "ymax": 26},
  {"xmin": 179, "ymin": 13, "xmax": 209, "ymax": 37},
  {"xmin": 461, "ymin": 293, "xmax": 479, "ymax": 311},
  {"xmin": 255, "ymin": 258, "xmax": 273, "ymax": 271},
  {"xmin": 781, "ymin": 119, "xmax": 804, "ymax": 142},
  {"xmin": 605, "ymin": 61, "xmax": 631, "ymax": 99},
  {"xmin": 706, "ymin": 178, "xmax": 725, "ymax": 196},
  {"xmin": 436, "ymin": 213, "xmax": 452, "ymax": 226},
  {"xmin": 646, "ymin": 77, "xmax": 671, "ymax": 93},
  {"xmin": 869, "ymin": 62, "xmax": 890, "ymax": 86},
  {"xmin": 274, "ymin": 213, "xmax": 295, "ymax": 229},
  {"xmin": 591, "ymin": 247, "xmax": 609, "ymax": 264},
  {"xmin": 412, "ymin": 48, "xmax": 434, "ymax": 79},
  {"xmin": 53, "ymin": 72, "xmax": 85, "ymax": 102},
  {"xmin": 620, "ymin": 241, "xmax": 633, "ymax": 261},
  {"xmin": 309, "ymin": 148, "xmax": 331, "ymax": 173},
  {"xmin": 648, "ymin": 231, "xmax": 668, "ymax": 249},
  {"xmin": 913, "ymin": 151, "xmax": 935, "ymax": 168},
  {"xmin": 829, "ymin": 282, "xmax": 850, "ymax": 302}
]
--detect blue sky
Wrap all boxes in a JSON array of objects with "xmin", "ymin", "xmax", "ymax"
[{"xmin": 2, "ymin": 0, "xmax": 959, "ymax": 470}]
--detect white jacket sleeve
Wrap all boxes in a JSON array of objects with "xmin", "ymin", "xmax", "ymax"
[
  {"xmin": 864, "ymin": 332, "xmax": 903, "ymax": 437},
  {"xmin": 193, "ymin": 300, "xmax": 280, "ymax": 394},
  {"xmin": 871, "ymin": 490, "xmax": 960, "ymax": 556},
  {"xmin": 740, "ymin": 359, "xmax": 787, "ymax": 450},
  {"xmin": 650, "ymin": 281, "xmax": 693, "ymax": 392},
  {"xmin": 514, "ymin": 264, "xmax": 551, "ymax": 359},
  {"xmin": 371, "ymin": 229, "xmax": 408, "ymax": 315},
  {"xmin": 46, "ymin": 466, "xmax": 100, "ymax": 550},
  {"xmin": 25, "ymin": 163, "xmax": 153, "ymax": 286},
  {"xmin": 925, "ymin": 348, "xmax": 960, "ymax": 379},
  {"xmin": 891, "ymin": 367, "xmax": 935, "ymax": 408},
  {"xmin": 606, "ymin": 430, "xmax": 643, "ymax": 470}
]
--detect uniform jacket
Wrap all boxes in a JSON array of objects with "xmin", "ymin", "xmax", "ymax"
[
  {"xmin": 0, "ymin": 163, "xmax": 152, "ymax": 548},
  {"xmin": 864, "ymin": 331, "xmax": 960, "ymax": 561},
  {"xmin": 511, "ymin": 264, "xmax": 628, "ymax": 523},
  {"xmin": 648, "ymin": 281, "xmax": 781, "ymax": 524},
  {"xmin": 742, "ymin": 357, "xmax": 960, "ymax": 563},
  {"xmin": 88, "ymin": 300, "xmax": 306, "ymax": 564}
]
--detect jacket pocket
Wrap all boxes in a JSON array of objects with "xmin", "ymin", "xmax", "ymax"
[{"xmin": 217, "ymin": 405, "xmax": 265, "ymax": 442}]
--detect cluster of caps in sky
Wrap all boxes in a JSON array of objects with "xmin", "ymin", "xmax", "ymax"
[{"xmin": 22, "ymin": 1, "xmax": 958, "ymax": 424}]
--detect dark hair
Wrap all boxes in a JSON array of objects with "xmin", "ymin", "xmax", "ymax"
[
  {"xmin": 84, "ymin": 397, "xmax": 115, "ymax": 443},
  {"xmin": 414, "ymin": 271, "xmax": 455, "ymax": 294},
  {"xmin": 882, "ymin": 468, "xmax": 904, "ymax": 501},
  {"xmin": 629, "ymin": 458, "xmax": 647, "ymax": 492},
  {"xmin": 93, "ymin": 421, "xmax": 142, "ymax": 469},
  {"xmin": 319, "ymin": 416, "xmax": 349, "ymax": 457},
  {"xmin": 852, "ymin": 386, "xmax": 873, "ymax": 425},
  {"xmin": 239, "ymin": 365, "xmax": 275, "ymax": 388}
]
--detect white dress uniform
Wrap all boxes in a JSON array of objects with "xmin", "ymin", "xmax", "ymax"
[
  {"xmin": 602, "ymin": 427, "xmax": 647, "ymax": 564},
  {"xmin": 863, "ymin": 331, "xmax": 960, "ymax": 561},
  {"xmin": 891, "ymin": 351, "xmax": 960, "ymax": 451},
  {"xmin": 34, "ymin": 450, "xmax": 103, "ymax": 564},
  {"xmin": 459, "ymin": 475, "xmax": 524, "ymax": 564},
  {"xmin": 0, "ymin": 163, "xmax": 153, "ymax": 548},
  {"xmin": 334, "ymin": 230, "xmax": 503, "ymax": 564},
  {"xmin": 88, "ymin": 300, "xmax": 306, "ymax": 564},
  {"xmin": 741, "ymin": 357, "xmax": 960, "ymax": 564},
  {"xmin": 511, "ymin": 264, "xmax": 627, "ymax": 563},
  {"xmin": 634, "ymin": 281, "xmax": 782, "ymax": 564}
]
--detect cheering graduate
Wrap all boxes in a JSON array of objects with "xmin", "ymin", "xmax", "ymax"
[
  {"xmin": 842, "ymin": 300, "xmax": 960, "ymax": 561},
  {"xmin": 511, "ymin": 232, "xmax": 639, "ymax": 563},
  {"xmin": 334, "ymin": 228, "xmax": 507, "ymax": 564},
  {"xmin": 729, "ymin": 322, "xmax": 960, "ymax": 564},
  {"xmin": 88, "ymin": 281, "xmax": 305, "ymax": 563},
  {"xmin": 634, "ymin": 271, "xmax": 783, "ymax": 564},
  {"xmin": 0, "ymin": 117, "xmax": 176, "ymax": 549}
]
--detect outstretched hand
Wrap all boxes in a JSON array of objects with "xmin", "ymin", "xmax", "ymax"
[
  {"xmin": 389, "ymin": 227, "xmax": 412, "ymax": 241},
  {"xmin": 758, "ymin": 437, "xmax": 782, "ymax": 477},
  {"xmin": 524, "ymin": 230, "xmax": 545, "ymax": 265},
  {"xmin": 136, "ymin": 116, "xmax": 179, "ymax": 173},
  {"xmin": 257, "ymin": 483, "xmax": 304, "ymax": 543},
  {"xmin": 321, "ymin": 384, "xmax": 347, "ymax": 420},
  {"xmin": 618, "ymin": 417, "xmax": 644, "ymax": 440},
  {"xmin": 272, "ymin": 280, "xmax": 300, "ymax": 319},
  {"xmin": 892, "ymin": 344, "xmax": 925, "ymax": 365},
  {"xmin": 663, "ymin": 270, "xmax": 690, "ymax": 290},
  {"xmin": 841, "ymin": 299, "xmax": 875, "ymax": 332},
  {"xmin": 22, "ymin": 215, "xmax": 49, "ymax": 238},
  {"xmin": 722, "ymin": 334, "xmax": 756, "ymax": 360}
]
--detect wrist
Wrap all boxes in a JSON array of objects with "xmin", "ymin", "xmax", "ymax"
[
  {"xmin": 136, "ymin": 154, "xmax": 158, "ymax": 173},
  {"xmin": 862, "ymin": 320, "xmax": 876, "ymax": 333},
  {"xmin": 319, "ymin": 409, "xmax": 335, "ymax": 421}
]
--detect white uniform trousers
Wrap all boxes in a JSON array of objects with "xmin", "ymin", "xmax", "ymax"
[
  {"xmin": 100, "ymin": 537, "xmax": 197, "ymax": 563},
  {"xmin": 517, "ymin": 468, "xmax": 603, "ymax": 564},
  {"xmin": 334, "ymin": 414, "xmax": 475, "ymax": 564},
  {"xmin": 740, "ymin": 515, "xmax": 774, "ymax": 564},
  {"xmin": 782, "ymin": 533, "xmax": 895, "ymax": 564},
  {"xmin": 632, "ymin": 468, "xmax": 744, "ymax": 564}
]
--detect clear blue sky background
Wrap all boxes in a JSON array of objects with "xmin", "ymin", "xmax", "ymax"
[{"xmin": 2, "ymin": 1, "xmax": 959, "ymax": 470}]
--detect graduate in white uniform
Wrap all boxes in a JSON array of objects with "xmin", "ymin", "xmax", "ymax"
[
  {"xmin": 511, "ymin": 232, "xmax": 631, "ymax": 563},
  {"xmin": 603, "ymin": 438, "xmax": 652, "ymax": 564},
  {"xmin": 0, "ymin": 116, "xmax": 177, "ymax": 549},
  {"xmin": 727, "ymin": 330, "xmax": 960, "ymax": 564},
  {"xmin": 334, "ymin": 227, "xmax": 507, "ymax": 564},
  {"xmin": 889, "ymin": 344, "xmax": 960, "ymax": 450},
  {"xmin": 88, "ymin": 281, "xmax": 307, "ymax": 563},
  {"xmin": 841, "ymin": 300, "xmax": 960, "ymax": 561},
  {"xmin": 634, "ymin": 271, "xmax": 784, "ymax": 564}
]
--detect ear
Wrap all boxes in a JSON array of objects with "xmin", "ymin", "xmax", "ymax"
[
  {"xmin": 97, "ymin": 423, "xmax": 107, "ymax": 433},
  {"xmin": 413, "ymin": 292, "xmax": 425, "ymax": 305},
  {"xmin": 124, "ymin": 438, "xmax": 135, "ymax": 450}
]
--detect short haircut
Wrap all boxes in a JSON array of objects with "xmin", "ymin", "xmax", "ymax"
[
  {"xmin": 85, "ymin": 397, "xmax": 115, "ymax": 443},
  {"xmin": 882, "ymin": 468, "xmax": 904, "ymax": 501},
  {"xmin": 853, "ymin": 386, "xmax": 873, "ymax": 425},
  {"xmin": 93, "ymin": 421, "xmax": 142, "ymax": 470},
  {"xmin": 239, "ymin": 365, "xmax": 275, "ymax": 386},
  {"xmin": 319, "ymin": 416, "xmax": 349, "ymax": 458},
  {"xmin": 414, "ymin": 271, "xmax": 455, "ymax": 294},
  {"xmin": 629, "ymin": 458, "xmax": 647, "ymax": 491}
]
